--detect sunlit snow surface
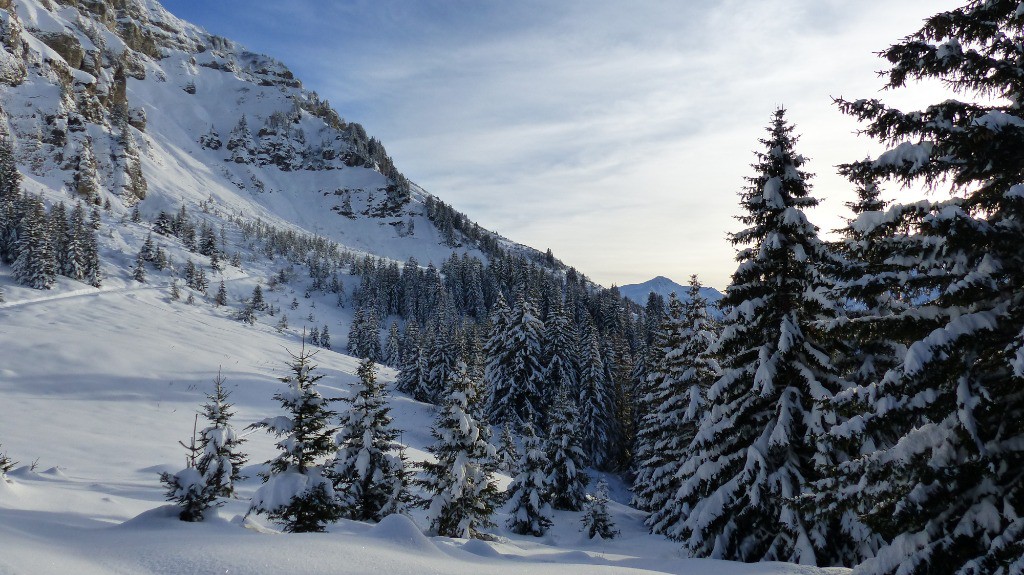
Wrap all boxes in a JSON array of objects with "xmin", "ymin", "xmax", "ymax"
[{"xmin": 0, "ymin": 274, "xmax": 844, "ymax": 575}]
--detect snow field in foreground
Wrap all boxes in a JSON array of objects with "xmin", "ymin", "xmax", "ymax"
[{"xmin": 0, "ymin": 282, "xmax": 843, "ymax": 575}]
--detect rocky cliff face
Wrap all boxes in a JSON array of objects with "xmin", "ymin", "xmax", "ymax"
[{"xmin": 0, "ymin": 0, "xmax": 411, "ymax": 220}]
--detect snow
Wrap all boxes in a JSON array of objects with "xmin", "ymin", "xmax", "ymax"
[
  {"xmin": 873, "ymin": 141, "xmax": 933, "ymax": 172},
  {"xmin": 0, "ymin": 0, "xmax": 847, "ymax": 572},
  {"xmin": 0, "ymin": 275, "xmax": 844, "ymax": 575}
]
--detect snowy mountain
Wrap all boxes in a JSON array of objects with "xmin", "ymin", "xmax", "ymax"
[
  {"xmin": 0, "ymin": 0, "xmax": 550, "ymax": 272},
  {"xmin": 0, "ymin": 1, "xmax": 842, "ymax": 573},
  {"xmin": 619, "ymin": 276, "xmax": 723, "ymax": 307}
]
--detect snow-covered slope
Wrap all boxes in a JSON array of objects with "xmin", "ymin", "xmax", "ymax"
[
  {"xmin": 0, "ymin": 0, "xmax": 531, "ymax": 271},
  {"xmin": 0, "ymin": 269, "xmax": 839, "ymax": 575},
  {"xmin": 0, "ymin": 1, "xmax": 843, "ymax": 573},
  {"xmin": 619, "ymin": 276, "xmax": 723, "ymax": 307}
]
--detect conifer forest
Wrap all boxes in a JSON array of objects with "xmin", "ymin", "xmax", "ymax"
[{"xmin": 0, "ymin": 1, "xmax": 1022, "ymax": 574}]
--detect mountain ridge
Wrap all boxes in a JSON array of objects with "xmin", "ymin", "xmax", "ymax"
[{"xmin": 619, "ymin": 275, "xmax": 723, "ymax": 306}]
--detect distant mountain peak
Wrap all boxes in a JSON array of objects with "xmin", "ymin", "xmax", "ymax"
[{"xmin": 618, "ymin": 276, "xmax": 723, "ymax": 307}]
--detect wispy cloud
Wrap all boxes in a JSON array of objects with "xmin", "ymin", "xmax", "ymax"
[{"xmin": 162, "ymin": 0, "xmax": 961, "ymax": 289}]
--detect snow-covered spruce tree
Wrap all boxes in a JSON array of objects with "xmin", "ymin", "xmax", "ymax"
[
  {"xmin": 247, "ymin": 341, "xmax": 342, "ymax": 532},
  {"xmin": 578, "ymin": 320, "xmax": 612, "ymax": 469},
  {"xmin": 417, "ymin": 361, "xmax": 502, "ymax": 539},
  {"xmin": 802, "ymin": 170, "xmax": 904, "ymax": 565},
  {"xmin": 328, "ymin": 358, "xmax": 410, "ymax": 522},
  {"xmin": 495, "ymin": 422, "xmax": 520, "ymax": 474},
  {"xmin": 673, "ymin": 109, "xmax": 849, "ymax": 565},
  {"xmin": 214, "ymin": 280, "xmax": 228, "ymax": 307},
  {"xmin": 540, "ymin": 300, "xmax": 579, "ymax": 427},
  {"xmin": 0, "ymin": 126, "xmax": 20, "ymax": 205},
  {"xmin": 581, "ymin": 479, "xmax": 619, "ymax": 540},
  {"xmin": 636, "ymin": 278, "xmax": 720, "ymax": 535},
  {"xmin": 384, "ymin": 321, "xmax": 402, "ymax": 368},
  {"xmin": 506, "ymin": 423, "xmax": 553, "ymax": 536},
  {"xmin": 161, "ymin": 415, "xmax": 220, "ymax": 522},
  {"xmin": 424, "ymin": 315, "xmax": 459, "ymax": 405},
  {"xmin": 488, "ymin": 294, "xmax": 546, "ymax": 428},
  {"xmin": 829, "ymin": 168, "xmax": 909, "ymax": 390},
  {"xmin": 632, "ymin": 292, "xmax": 686, "ymax": 514},
  {"xmin": 395, "ymin": 321, "xmax": 431, "ymax": 402},
  {"xmin": 132, "ymin": 251, "xmax": 146, "ymax": 282},
  {"xmin": 482, "ymin": 293, "xmax": 512, "ymax": 415},
  {"xmin": 197, "ymin": 369, "xmax": 247, "ymax": 498},
  {"xmin": 319, "ymin": 324, "xmax": 330, "ymax": 350},
  {"xmin": 544, "ymin": 387, "xmax": 589, "ymax": 511},
  {"xmin": 13, "ymin": 195, "xmax": 56, "ymax": 289},
  {"xmin": 820, "ymin": 4, "xmax": 1024, "ymax": 573}
]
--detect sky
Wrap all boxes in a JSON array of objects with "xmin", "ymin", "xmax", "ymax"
[{"xmin": 159, "ymin": 0, "xmax": 963, "ymax": 290}]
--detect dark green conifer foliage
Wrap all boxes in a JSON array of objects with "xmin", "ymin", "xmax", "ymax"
[
  {"xmin": 820, "ymin": 4, "xmax": 1024, "ymax": 573},
  {"xmin": 580, "ymin": 479, "xmax": 619, "ymax": 540},
  {"xmin": 247, "ymin": 340, "xmax": 342, "ymax": 532},
  {"xmin": 635, "ymin": 278, "xmax": 719, "ymax": 536},
  {"xmin": 417, "ymin": 362, "xmax": 501, "ymax": 539},
  {"xmin": 506, "ymin": 423, "xmax": 553, "ymax": 536},
  {"xmin": 673, "ymin": 109, "xmax": 848, "ymax": 565},
  {"xmin": 329, "ymin": 358, "xmax": 410, "ymax": 522},
  {"xmin": 198, "ymin": 369, "xmax": 247, "ymax": 498},
  {"xmin": 545, "ymin": 388, "xmax": 589, "ymax": 511}
]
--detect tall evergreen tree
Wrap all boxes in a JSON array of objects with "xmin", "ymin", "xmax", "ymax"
[
  {"xmin": 247, "ymin": 341, "xmax": 342, "ymax": 532},
  {"xmin": 673, "ymin": 109, "xmax": 848, "ymax": 565},
  {"xmin": 383, "ymin": 321, "xmax": 402, "ymax": 368},
  {"xmin": 578, "ymin": 320, "xmax": 612, "ymax": 468},
  {"xmin": 417, "ymin": 362, "xmax": 501, "ymax": 539},
  {"xmin": 635, "ymin": 279, "xmax": 719, "ymax": 534},
  {"xmin": 395, "ymin": 321, "xmax": 430, "ymax": 402},
  {"xmin": 505, "ymin": 423, "xmax": 553, "ymax": 536},
  {"xmin": 540, "ymin": 300, "xmax": 579, "ymax": 427},
  {"xmin": 329, "ymin": 358, "xmax": 410, "ymax": 522},
  {"xmin": 495, "ymin": 422, "xmax": 520, "ymax": 474},
  {"xmin": 486, "ymin": 294, "xmax": 545, "ymax": 427},
  {"xmin": 545, "ymin": 388, "xmax": 589, "ymax": 511},
  {"xmin": 214, "ymin": 280, "xmax": 228, "ymax": 307},
  {"xmin": 13, "ymin": 195, "xmax": 56, "ymax": 289},
  {"xmin": 820, "ymin": 5, "xmax": 1024, "ymax": 573}
]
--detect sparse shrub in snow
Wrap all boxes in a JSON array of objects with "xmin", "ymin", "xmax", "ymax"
[
  {"xmin": 247, "ymin": 341, "xmax": 342, "ymax": 532},
  {"xmin": 505, "ymin": 423, "xmax": 553, "ymax": 536},
  {"xmin": 161, "ymin": 415, "xmax": 220, "ymax": 522},
  {"xmin": 0, "ymin": 444, "xmax": 16, "ymax": 476},
  {"xmin": 580, "ymin": 480, "xmax": 618, "ymax": 540},
  {"xmin": 417, "ymin": 361, "xmax": 501, "ymax": 539},
  {"xmin": 328, "ymin": 358, "xmax": 411, "ymax": 522}
]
